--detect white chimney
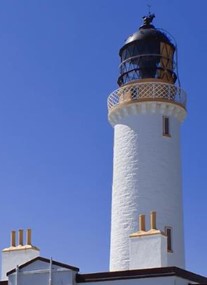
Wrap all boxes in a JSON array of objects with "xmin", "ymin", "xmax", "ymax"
[
  {"xmin": 1, "ymin": 229, "xmax": 40, "ymax": 280},
  {"xmin": 129, "ymin": 212, "xmax": 168, "ymax": 270}
]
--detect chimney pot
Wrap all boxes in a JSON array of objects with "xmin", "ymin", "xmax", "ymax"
[
  {"xmin": 26, "ymin": 229, "xmax": 32, "ymax": 245},
  {"xmin": 10, "ymin": 231, "xmax": 16, "ymax": 247},
  {"xmin": 139, "ymin": 214, "xmax": 146, "ymax": 231},
  {"xmin": 18, "ymin": 229, "xmax": 23, "ymax": 246},
  {"xmin": 150, "ymin": 211, "xmax": 157, "ymax": 230}
]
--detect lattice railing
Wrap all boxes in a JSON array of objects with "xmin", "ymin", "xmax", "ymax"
[{"xmin": 107, "ymin": 82, "xmax": 187, "ymax": 111}]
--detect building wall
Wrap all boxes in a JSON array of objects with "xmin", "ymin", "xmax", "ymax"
[
  {"xmin": 8, "ymin": 260, "xmax": 76, "ymax": 285},
  {"xmin": 129, "ymin": 233, "xmax": 168, "ymax": 269},
  {"xmin": 2, "ymin": 248, "xmax": 40, "ymax": 280}
]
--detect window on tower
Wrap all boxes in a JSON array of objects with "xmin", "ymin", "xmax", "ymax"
[
  {"xmin": 163, "ymin": 116, "xmax": 170, "ymax": 137},
  {"xmin": 165, "ymin": 226, "xmax": 173, "ymax": 252}
]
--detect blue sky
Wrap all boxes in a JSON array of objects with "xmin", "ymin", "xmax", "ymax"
[{"xmin": 0, "ymin": 0, "xmax": 206, "ymax": 276}]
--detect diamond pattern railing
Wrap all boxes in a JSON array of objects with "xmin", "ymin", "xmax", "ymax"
[{"xmin": 107, "ymin": 82, "xmax": 187, "ymax": 111}]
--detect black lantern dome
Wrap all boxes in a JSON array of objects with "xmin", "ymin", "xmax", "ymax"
[{"xmin": 118, "ymin": 14, "xmax": 177, "ymax": 86}]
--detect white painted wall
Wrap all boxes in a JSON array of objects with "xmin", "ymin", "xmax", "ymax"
[
  {"xmin": 2, "ymin": 248, "xmax": 40, "ymax": 280},
  {"xmin": 109, "ymin": 101, "xmax": 186, "ymax": 271},
  {"xmin": 8, "ymin": 260, "xmax": 76, "ymax": 285},
  {"xmin": 129, "ymin": 233, "xmax": 167, "ymax": 269}
]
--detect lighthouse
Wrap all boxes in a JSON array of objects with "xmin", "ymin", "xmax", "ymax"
[{"xmin": 108, "ymin": 14, "xmax": 187, "ymax": 271}]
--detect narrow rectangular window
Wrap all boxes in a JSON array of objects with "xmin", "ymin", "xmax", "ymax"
[
  {"xmin": 165, "ymin": 227, "xmax": 173, "ymax": 252},
  {"xmin": 163, "ymin": 116, "xmax": 170, "ymax": 137}
]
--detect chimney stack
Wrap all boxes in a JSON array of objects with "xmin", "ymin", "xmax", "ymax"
[
  {"xmin": 129, "ymin": 212, "xmax": 168, "ymax": 270},
  {"xmin": 1, "ymin": 229, "xmax": 40, "ymax": 281}
]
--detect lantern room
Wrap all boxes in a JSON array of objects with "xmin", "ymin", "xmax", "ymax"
[{"xmin": 118, "ymin": 14, "xmax": 177, "ymax": 86}]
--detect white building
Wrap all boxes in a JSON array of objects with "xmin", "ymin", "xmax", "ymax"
[{"xmin": 1, "ymin": 13, "xmax": 207, "ymax": 285}]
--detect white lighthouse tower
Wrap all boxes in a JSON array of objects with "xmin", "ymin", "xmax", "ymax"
[{"xmin": 108, "ymin": 14, "xmax": 187, "ymax": 271}]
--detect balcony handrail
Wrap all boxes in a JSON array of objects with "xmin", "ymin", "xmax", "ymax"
[{"xmin": 107, "ymin": 82, "xmax": 187, "ymax": 112}]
